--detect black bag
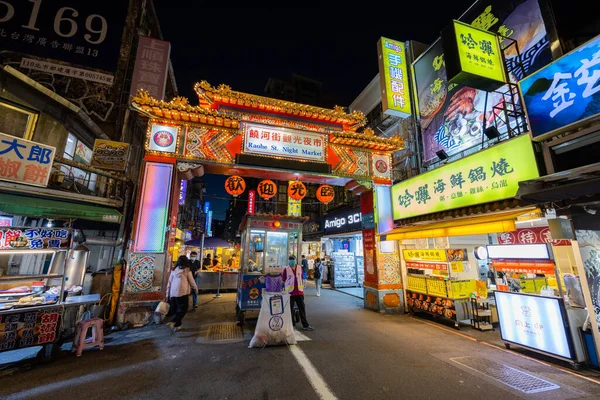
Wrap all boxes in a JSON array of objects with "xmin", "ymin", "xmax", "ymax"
[{"xmin": 313, "ymin": 264, "xmax": 321, "ymax": 279}]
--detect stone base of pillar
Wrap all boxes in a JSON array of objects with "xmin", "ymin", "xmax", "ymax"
[{"xmin": 364, "ymin": 286, "xmax": 404, "ymax": 314}]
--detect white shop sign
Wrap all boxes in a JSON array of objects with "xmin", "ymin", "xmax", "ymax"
[
  {"xmin": 242, "ymin": 123, "xmax": 326, "ymax": 162},
  {"xmin": 324, "ymin": 208, "xmax": 362, "ymax": 234},
  {"xmin": 495, "ymin": 291, "xmax": 572, "ymax": 360}
]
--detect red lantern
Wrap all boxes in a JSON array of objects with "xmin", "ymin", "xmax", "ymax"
[
  {"xmin": 224, "ymin": 175, "xmax": 246, "ymax": 197},
  {"xmin": 288, "ymin": 181, "xmax": 306, "ymax": 201},
  {"xmin": 316, "ymin": 184, "xmax": 335, "ymax": 204},
  {"xmin": 257, "ymin": 179, "xmax": 277, "ymax": 200}
]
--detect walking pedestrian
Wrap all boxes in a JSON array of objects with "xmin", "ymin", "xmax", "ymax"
[
  {"xmin": 301, "ymin": 255, "xmax": 309, "ymax": 281},
  {"xmin": 165, "ymin": 255, "xmax": 198, "ymax": 332},
  {"xmin": 314, "ymin": 257, "xmax": 324, "ymax": 297},
  {"xmin": 189, "ymin": 251, "xmax": 201, "ymax": 309},
  {"xmin": 283, "ymin": 255, "xmax": 314, "ymax": 331}
]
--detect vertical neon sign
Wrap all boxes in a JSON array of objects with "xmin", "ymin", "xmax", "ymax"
[
  {"xmin": 204, "ymin": 202, "xmax": 212, "ymax": 237},
  {"xmin": 135, "ymin": 162, "xmax": 173, "ymax": 252},
  {"xmin": 248, "ymin": 190, "xmax": 256, "ymax": 214}
]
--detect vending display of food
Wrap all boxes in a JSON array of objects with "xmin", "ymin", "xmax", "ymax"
[{"xmin": 406, "ymin": 290, "xmax": 457, "ymax": 322}]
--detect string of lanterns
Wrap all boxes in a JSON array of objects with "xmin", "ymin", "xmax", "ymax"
[{"xmin": 224, "ymin": 175, "xmax": 335, "ymax": 204}]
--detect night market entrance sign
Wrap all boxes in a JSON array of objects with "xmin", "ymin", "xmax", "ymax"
[
  {"xmin": 132, "ymin": 82, "xmax": 403, "ymax": 186},
  {"xmin": 391, "ymin": 135, "xmax": 539, "ymax": 220}
]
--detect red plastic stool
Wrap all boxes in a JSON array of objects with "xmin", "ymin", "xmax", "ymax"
[{"xmin": 72, "ymin": 317, "xmax": 104, "ymax": 357}]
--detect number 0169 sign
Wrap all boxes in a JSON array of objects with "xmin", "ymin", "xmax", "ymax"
[{"xmin": 0, "ymin": 1, "xmax": 128, "ymax": 72}]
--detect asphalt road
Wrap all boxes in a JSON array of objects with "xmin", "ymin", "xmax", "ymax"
[{"xmin": 2, "ymin": 286, "xmax": 600, "ymax": 400}]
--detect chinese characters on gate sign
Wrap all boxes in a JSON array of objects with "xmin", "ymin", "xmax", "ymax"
[
  {"xmin": 130, "ymin": 37, "xmax": 171, "ymax": 100},
  {"xmin": 243, "ymin": 123, "xmax": 326, "ymax": 162},
  {"xmin": 0, "ymin": 133, "xmax": 55, "ymax": 188}
]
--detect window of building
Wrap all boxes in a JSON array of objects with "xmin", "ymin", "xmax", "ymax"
[
  {"xmin": 0, "ymin": 99, "xmax": 39, "ymax": 140},
  {"xmin": 62, "ymin": 133, "xmax": 97, "ymax": 191}
]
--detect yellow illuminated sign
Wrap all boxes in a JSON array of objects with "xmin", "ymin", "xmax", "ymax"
[
  {"xmin": 287, "ymin": 181, "xmax": 302, "ymax": 216},
  {"xmin": 377, "ymin": 37, "xmax": 411, "ymax": 118},
  {"xmin": 403, "ymin": 249, "xmax": 447, "ymax": 262},
  {"xmin": 454, "ymin": 20, "xmax": 506, "ymax": 84},
  {"xmin": 392, "ymin": 135, "xmax": 539, "ymax": 220}
]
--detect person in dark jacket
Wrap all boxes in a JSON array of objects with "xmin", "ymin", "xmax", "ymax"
[{"xmin": 189, "ymin": 251, "xmax": 201, "ymax": 308}]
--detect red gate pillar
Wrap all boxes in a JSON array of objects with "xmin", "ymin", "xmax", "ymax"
[{"xmin": 361, "ymin": 187, "xmax": 404, "ymax": 314}]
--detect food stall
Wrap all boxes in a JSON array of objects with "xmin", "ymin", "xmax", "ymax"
[
  {"xmin": 0, "ymin": 227, "xmax": 100, "ymax": 359},
  {"xmin": 236, "ymin": 214, "xmax": 305, "ymax": 324},
  {"xmin": 184, "ymin": 237, "xmax": 239, "ymax": 291},
  {"xmin": 484, "ymin": 243, "xmax": 588, "ymax": 367},
  {"xmin": 404, "ymin": 248, "xmax": 476, "ymax": 329}
]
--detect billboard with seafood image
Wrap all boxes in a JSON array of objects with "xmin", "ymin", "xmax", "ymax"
[{"xmin": 413, "ymin": 0, "xmax": 555, "ymax": 163}]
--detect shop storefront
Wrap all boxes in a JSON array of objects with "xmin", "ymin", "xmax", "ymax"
[
  {"xmin": 321, "ymin": 207, "xmax": 364, "ymax": 288},
  {"xmin": 383, "ymin": 134, "xmax": 594, "ymax": 366},
  {"xmin": 513, "ymin": 32, "xmax": 600, "ymax": 367}
]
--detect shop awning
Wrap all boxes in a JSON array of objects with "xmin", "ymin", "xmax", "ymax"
[
  {"xmin": 0, "ymin": 193, "xmax": 121, "ymax": 224},
  {"xmin": 517, "ymin": 162, "xmax": 600, "ymax": 206},
  {"xmin": 381, "ymin": 208, "xmax": 538, "ymax": 241}
]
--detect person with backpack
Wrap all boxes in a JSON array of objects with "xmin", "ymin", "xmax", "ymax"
[
  {"xmin": 314, "ymin": 258, "xmax": 324, "ymax": 297},
  {"xmin": 165, "ymin": 255, "xmax": 198, "ymax": 332}
]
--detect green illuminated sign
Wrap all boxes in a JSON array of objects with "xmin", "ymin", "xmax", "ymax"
[
  {"xmin": 377, "ymin": 37, "xmax": 411, "ymax": 118},
  {"xmin": 455, "ymin": 21, "xmax": 505, "ymax": 83},
  {"xmin": 392, "ymin": 135, "xmax": 539, "ymax": 220},
  {"xmin": 442, "ymin": 20, "xmax": 507, "ymax": 91}
]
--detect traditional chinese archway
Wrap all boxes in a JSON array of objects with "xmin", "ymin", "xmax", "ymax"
[{"xmin": 117, "ymin": 82, "xmax": 405, "ymax": 324}]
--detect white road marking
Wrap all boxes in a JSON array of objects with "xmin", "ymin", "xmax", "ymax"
[
  {"xmin": 289, "ymin": 344, "xmax": 337, "ymax": 400},
  {"xmin": 294, "ymin": 329, "xmax": 312, "ymax": 342}
]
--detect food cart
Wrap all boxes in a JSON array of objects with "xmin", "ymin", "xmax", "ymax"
[
  {"xmin": 0, "ymin": 227, "xmax": 100, "ymax": 360},
  {"xmin": 236, "ymin": 214, "xmax": 306, "ymax": 324}
]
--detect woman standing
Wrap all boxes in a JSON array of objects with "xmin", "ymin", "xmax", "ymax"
[
  {"xmin": 165, "ymin": 255, "xmax": 198, "ymax": 332},
  {"xmin": 314, "ymin": 258, "xmax": 324, "ymax": 297}
]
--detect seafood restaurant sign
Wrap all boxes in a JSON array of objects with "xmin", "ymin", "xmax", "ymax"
[
  {"xmin": 392, "ymin": 135, "xmax": 539, "ymax": 220},
  {"xmin": 242, "ymin": 123, "xmax": 326, "ymax": 163}
]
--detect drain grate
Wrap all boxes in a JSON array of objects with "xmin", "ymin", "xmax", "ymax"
[
  {"xmin": 207, "ymin": 323, "xmax": 244, "ymax": 343},
  {"xmin": 450, "ymin": 356, "xmax": 560, "ymax": 394}
]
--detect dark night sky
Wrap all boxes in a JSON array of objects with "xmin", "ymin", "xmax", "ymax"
[
  {"xmin": 153, "ymin": 4, "xmax": 475, "ymax": 108},
  {"xmin": 152, "ymin": 4, "xmax": 474, "ymax": 221}
]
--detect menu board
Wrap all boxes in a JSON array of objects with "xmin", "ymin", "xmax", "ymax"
[
  {"xmin": 427, "ymin": 278, "xmax": 448, "ymax": 297},
  {"xmin": 331, "ymin": 252, "xmax": 358, "ymax": 287},
  {"xmin": 448, "ymin": 280, "xmax": 476, "ymax": 299},
  {"xmin": 0, "ymin": 307, "xmax": 62, "ymax": 352},
  {"xmin": 356, "ymin": 256, "xmax": 364, "ymax": 284},
  {"xmin": 407, "ymin": 275, "xmax": 427, "ymax": 293}
]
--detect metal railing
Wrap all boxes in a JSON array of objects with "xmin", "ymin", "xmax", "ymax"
[{"xmin": 48, "ymin": 156, "xmax": 129, "ymax": 207}]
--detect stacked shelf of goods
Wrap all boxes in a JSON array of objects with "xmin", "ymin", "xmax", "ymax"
[{"xmin": 332, "ymin": 252, "xmax": 358, "ymax": 287}]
